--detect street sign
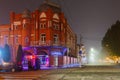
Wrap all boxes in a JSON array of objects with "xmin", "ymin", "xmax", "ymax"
[{"xmin": 79, "ymin": 50, "xmax": 82, "ymax": 55}]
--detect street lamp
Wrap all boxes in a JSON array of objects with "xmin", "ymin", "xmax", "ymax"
[
  {"xmin": 91, "ymin": 48, "xmax": 94, "ymax": 52},
  {"xmin": 88, "ymin": 48, "xmax": 95, "ymax": 64}
]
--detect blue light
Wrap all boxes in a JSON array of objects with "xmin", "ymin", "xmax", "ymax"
[
  {"xmin": 0, "ymin": 48, "xmax": 2, "ymax": 58},
  {"xmin": 0, "ymin": 50, "xmax": 1, "ymax": 56},
  {"xmin": 51, "ymin": 51, "xmax": 62, "ymax": 56},
  {"xmin": 0, "ymin": 49, "xmax": 2, "ymax": 65},
  {"xmin": 79, "ymin": 50, "xmax": 82, "ymax": 55}
]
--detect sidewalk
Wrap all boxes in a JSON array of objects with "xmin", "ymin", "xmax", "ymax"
[{"xmin": 40, "ymin": 63, "xmax": 80, "ymax": 70}]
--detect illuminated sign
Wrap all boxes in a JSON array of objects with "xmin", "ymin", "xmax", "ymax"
[
  {"xmin": 79, "ymin": 50, "xmax": 82, "ymax": 55},
  {"xmin": 51, "ymin": 51, "xmax": 62, "ymax": 56}
]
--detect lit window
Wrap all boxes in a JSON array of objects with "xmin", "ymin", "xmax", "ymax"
[
  {"xmin": 41, "ymin": 34, "xmax": 46, "ymax": 43},
  {"xmin": 53, "ymin": 34, "xmax": 59, "ymax": 44}
]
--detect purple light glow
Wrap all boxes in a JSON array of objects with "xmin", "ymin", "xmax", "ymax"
[
  {"xmin": 23, "ymin": 47, "xmax": 32, "ymax": 50},
  {"xmin": 45, "ymin": 57, "xmax": 49, "ymax": 66}
]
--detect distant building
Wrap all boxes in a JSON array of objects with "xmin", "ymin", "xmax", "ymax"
[
  {"xmin": 77, "ymin": 44, "xmax": 87, "ymax": 66},
  {"xmin": 0, "ymin": 1, "xmax": 77, "ymax": 67}
]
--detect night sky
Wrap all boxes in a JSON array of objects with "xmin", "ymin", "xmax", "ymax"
[{"xmin": 1, "ymin": 0, "xmax": 120, "ymax": 53}]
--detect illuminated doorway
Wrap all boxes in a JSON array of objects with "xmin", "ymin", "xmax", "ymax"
[{"xmin": 37, "ymin": 51, "xmax": 49, "ymax": 67}]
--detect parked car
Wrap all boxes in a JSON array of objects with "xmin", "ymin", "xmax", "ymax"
[
  {"xmin": 0, "ymin": 61, "xmax": 24, "ymax": 72},
  {"xmin": 0, "ymin": 62, "xmax": 15, "ymax": 72}
]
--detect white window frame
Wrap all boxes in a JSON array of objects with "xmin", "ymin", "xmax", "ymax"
[
  {"xmin": 40, "ymin": 34, "xmax": 46, "ymax": 43},
  {"xmin": 53, "ymin": 23, "xmax": 59, "ymax": 30}
]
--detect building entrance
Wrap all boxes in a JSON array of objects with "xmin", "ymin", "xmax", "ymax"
[{"xmin": 37, "ymin": 55, "xmax": 49, "ymax": 67}]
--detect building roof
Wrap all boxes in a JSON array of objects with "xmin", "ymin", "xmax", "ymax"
[
  {"xmin": 39, "ymin": 0, "xmax": 61, "ymax": 13},
  {"xmin": 22, "ymin": 9, "xmax": 31, "ymax": 18}
]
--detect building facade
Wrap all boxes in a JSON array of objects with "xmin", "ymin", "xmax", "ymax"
[{"xmin": 0, "ymin": 1, "xmax": 77, "ymax": 67}]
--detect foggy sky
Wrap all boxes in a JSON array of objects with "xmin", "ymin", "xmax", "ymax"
[{"xmin": 1, "ymin": 0, "xmax": 120, "ymax": 52}]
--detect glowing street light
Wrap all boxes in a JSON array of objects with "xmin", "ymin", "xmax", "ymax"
[
  {"xmin": 88, "ymin": 48, "xmax": 96, "ymax": 64},
  {"xmin": 91, "ymin": 48, "xmax": 94, "ymax": 52}
]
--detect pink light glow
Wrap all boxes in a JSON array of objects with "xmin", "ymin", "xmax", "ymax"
[{"xmin": 45, "ymin": 57, "xmax": 49, "ymax": 66}]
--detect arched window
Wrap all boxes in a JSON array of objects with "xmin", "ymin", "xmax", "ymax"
[
  {"xmin": 40, "ymin": 12, "xmax": 47, "ymax": 29},
  {"xmin": 53, "ymin": 14, "xmax": 59, "ymax": 30},
  {"xmin": 40, "ymin": 22, "xmax": 46, "ymax": 29}
]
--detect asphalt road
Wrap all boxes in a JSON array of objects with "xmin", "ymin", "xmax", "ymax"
[{"xmin": 0, "ymin": 65, "xmax": 120, "ymax": 80}]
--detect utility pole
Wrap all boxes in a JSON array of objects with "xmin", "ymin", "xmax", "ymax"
[{"xmin": 79, "ymin": 34, "xmax": 83, "ymax": 67}]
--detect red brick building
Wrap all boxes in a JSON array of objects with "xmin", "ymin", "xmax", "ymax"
[{"xmin": 0, "ymin": 1, "xmax": 77, "ymax": 67}]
